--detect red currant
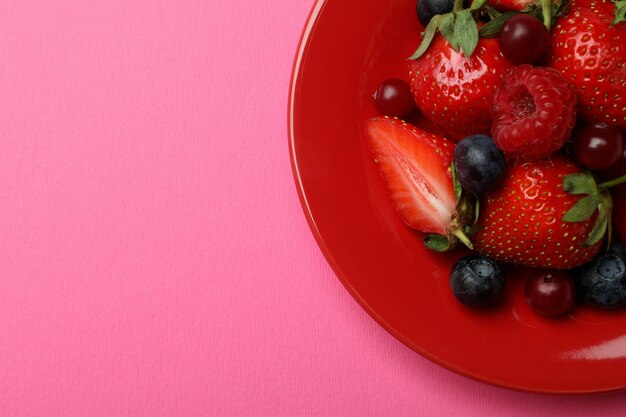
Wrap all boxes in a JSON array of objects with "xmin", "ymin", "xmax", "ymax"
[
  {"xmin": 572, "ymin": 123, "xmax": 624, "ymax": 170},
  {"xmin": 499, "ymin": 15, "xmax": 550, "ymax": 65},
  {"xmin": 599, "ymin": 135, "xmax": 626, "ymax": 180},
  {"xmin": 525, "ymin": 270, "xmax": 575, "ymax": 316},
  {"xmin": 372, "ymin": 79, "xmax": 415, "ymax": 118}
]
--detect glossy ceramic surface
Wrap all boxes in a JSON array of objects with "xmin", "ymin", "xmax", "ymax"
[{"xmin": 288, "ymin": 0, "xmax": 626, "ymax": 394}]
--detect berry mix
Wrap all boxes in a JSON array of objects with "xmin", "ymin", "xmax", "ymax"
[{"xmin": 366, "ymin": 0, "xmax": 626, "ymax": 315}]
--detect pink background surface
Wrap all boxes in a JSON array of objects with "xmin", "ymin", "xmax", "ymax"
[{"xmin": 2, "ymin": 0, "xmax": 626, "ymax": 415}]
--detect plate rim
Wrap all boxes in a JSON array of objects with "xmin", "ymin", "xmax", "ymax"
[{"xmin": 287, "ymin": 0, "xmax": 626, "ymax": 396}]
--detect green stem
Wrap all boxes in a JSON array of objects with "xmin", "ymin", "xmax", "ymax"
[
  {"xmin": 541, "ymin": 0, "xmax": 552, "ymax": 30},
  {"xmin": 452, "ymin": 228, "xmax": 474, "ymax": 250},
  {"xmin": 453, "ymin": 0, "xmax": 464, "ymax": 12},
  {"xmin": 598, "ymin": 173, "xmax": 626, "ymax": 189}
]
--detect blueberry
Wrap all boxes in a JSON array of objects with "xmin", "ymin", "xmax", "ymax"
[
  {"xmin": 417, "ymin": 0, "xmax": 455, "ymax": 27},
  {"xmin": 453, "ymin": 134, "xmax": 505, "ymax": 195},
  {"xmin": 574, "ymin": 244, "xmax": 626, "ymax": 308},
  {"xmin": 450, "ymin": 256, "xmax": 505, "ymax": 307}
]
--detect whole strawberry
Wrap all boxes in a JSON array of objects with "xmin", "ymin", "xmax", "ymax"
[
  {"xmin": 473, "ymin": 155, "xmax": 605, "ymax": 269},
  {"xmin": 409, "ymin": 36, "xmax": 513, "ymax": 141},
  {"xmin": 548, "ymin": 0, "xmax": 626, "ymax": 129}
]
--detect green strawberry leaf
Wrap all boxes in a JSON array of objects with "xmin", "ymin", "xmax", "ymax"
[
  {"xmin": 409, "ymin": 15, "xmax": 443, "ymax": 60},
  {"xmin": 613, "ymin": 0, "xmax": 626, "ymax": 25},
  {"xmin": 483, "ymin": 5, "xmax": 501, "ymax": 19},
  {"xmin": 473, "ymin": 197, "xmax": 480, "ymax": 225},
  {"xmin": 409, "ymin": 2, "xmax": 486, "ymax": 59},
  {"xmin": 563, "ymin": 194, "xmax": 601, "ymax": 222},
  {"xmin": 554, "ymin": 0, "xmax": 572, "ymax": 18},
  {"xmin": 525, "ymin": 0, "xmax": 569, "ymax": 29},
  {"xmin": 478, "ymin": 11, "xmax": 520, "ymax": 38},
  {"xmin": 601, "ymin": 191, "xmax": 613, "ymax": 247},
  {"xmin": 455, "ymin": 10, "xmax": 479, "ymax": 56},
  {"xmin": 424, "ymin": 234, "xmax": 452, "ymax": 252},
  {"xmin": 561, "ymin": 174, "xmax": 612, "ymax": 246},
  {"xmin": 563, "ymin": 173, "xmax": 598, "ymax": 195},
  {"xmin": 540, "ymin": 0, "xmax": 553, "ymax": 29},
  {"xmin": 439, "ymin": 13, "xmax": 459, "ymax": 51},
  {"xmin": 470, "ymin": 0, "xmax": 488, "ymax": 11},
  {"xmin": 451, "ymin": 162, "xmax": 462, "ymax": 204},
  {"xmin": 584, "ymin": 201, "xmax": 608, "ymax": 247}
]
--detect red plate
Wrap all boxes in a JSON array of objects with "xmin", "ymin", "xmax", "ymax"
[{"xmin": 289, "ymin": 0, "xmax": 626, "ymax": 394}]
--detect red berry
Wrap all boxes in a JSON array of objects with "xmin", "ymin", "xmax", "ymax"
[
  {"xmin": 473, "ymin": 155, "xmax": 603, "ymax": 269},
  {"xmin": 491, "ymin": 65, "xmax": 576, "ymax": 159},
  {"xmin": 525, "ymin": 270, "xmax": 576, "ymax": 316},
  {"xmin": 600, "ymin": 135, "xmax": 626, "ymax": 180},
  {"xmin": 499, "ymin": 15, "xmax": 550, "ymax": 65},
  {"xmin": 573, "ymin": 123, "xmax": 624, "ymax": 170},
  {"xmin": 365, "ymin": 117, "xmax": 456, "ymax": 235},
  {"xmin": 547, "ymin": 0, "xmax": 626, "ymax": 129},
  {"xmin": 372, "ymin": 79, "xmax": 416, "ymax": 117},
  {"xmin": 409, "ymin": 37, "xmax": 513, "ymax": 141}
]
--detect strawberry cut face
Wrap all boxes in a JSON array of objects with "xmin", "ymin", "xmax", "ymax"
[{"xmin": 365, "ymin": 117, "xmax": 456, "ymax": 235}]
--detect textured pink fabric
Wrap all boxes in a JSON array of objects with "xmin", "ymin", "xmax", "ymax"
[{"xmin": 2, "ymin": 0, "xmax": 626, "ymax": 415}]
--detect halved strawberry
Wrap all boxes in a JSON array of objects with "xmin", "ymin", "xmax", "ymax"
[{"xmin": 365, "ymin": 117, "xmax": 472, "ymax": 249}]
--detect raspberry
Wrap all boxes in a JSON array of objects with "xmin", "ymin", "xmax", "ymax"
[{"xmin": 491, "ymin": 65, "xmax": 577, "ymax": 159}]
